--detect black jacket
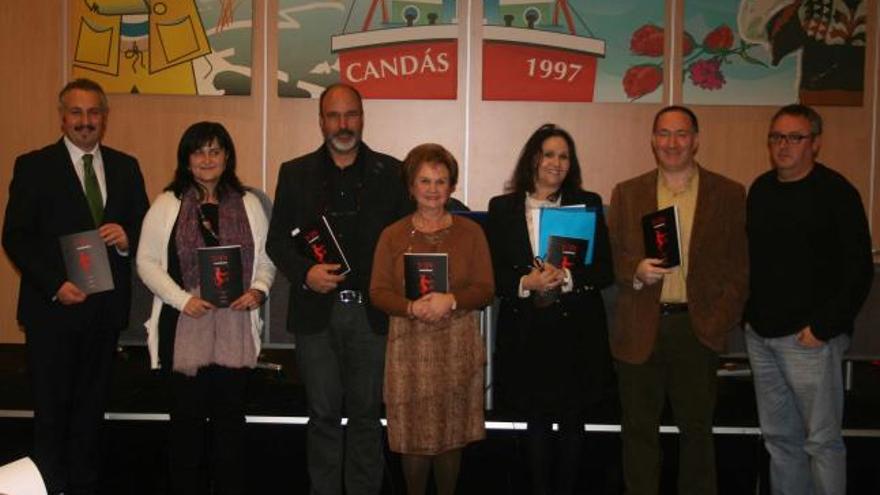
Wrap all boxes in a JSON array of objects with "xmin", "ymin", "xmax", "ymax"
[
  {"xmin": 487, "ymin": 189, "xmax": 614, "ymax": 409},
  {"xmin": 267, "ymin": 144, "xmax": 411, "ymax": 335},
  {"xmin": 3, "ymin": 139, "xmax": 149, "ymax": 330}
]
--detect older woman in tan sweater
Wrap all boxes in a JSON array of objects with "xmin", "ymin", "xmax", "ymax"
[{"xmin": 370, "ymin": 143, "xmax": 494, "ymax": 495}]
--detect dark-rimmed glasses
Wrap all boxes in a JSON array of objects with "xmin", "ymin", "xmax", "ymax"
[{"xmin": 768, "ymin": 132, "xmax": 812, "ymax": 145}]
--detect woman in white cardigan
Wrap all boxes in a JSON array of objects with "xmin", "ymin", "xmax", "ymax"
[{"xmin": 136, "ymin": 122, "xmax": 275, "ymax": 495}]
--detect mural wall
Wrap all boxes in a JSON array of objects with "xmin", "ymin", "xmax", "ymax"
[
  {"xmin": 70, "ymin": 0, "xmax": 253, "ymax": 95},
  {"xmin": 684, "ymin": 0, "xmax": 866, "ymax": 106},
  {"xmin": 277, "ymin": 0, "xmax": 458, "ymax": 99}
]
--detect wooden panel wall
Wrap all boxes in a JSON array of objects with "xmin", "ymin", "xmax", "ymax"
[
  {"xmin": 0, "ymin": 2, "xmax": 65, "ymax": 344},
  {"xmin": 0, "ymin": 0, "xmax": 877, "ymax": 343}
]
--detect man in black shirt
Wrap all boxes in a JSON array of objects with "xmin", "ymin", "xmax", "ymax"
[
  {"xmin": 745, "ymin": 104, "xmax": 872, "ymax": 495},
  {"xmin": 267, "ymin": 84, "xmax": 410, "ymax": 495}
]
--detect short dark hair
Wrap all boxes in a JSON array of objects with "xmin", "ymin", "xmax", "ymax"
[
  {"xmin": 402, "ymin": 143, "xmax": 459, "ymax": 189},
  {"xmin": 58, "ymin": 78, "xmax": 108, "ymax": 112},
  {"xmin": 166, "ymin": 121, "xmax": 245, "ymax": 199},
  {"xmin": 653, "ymin": 105, "xmax": 699, "ymax": 133},
  {"xmin": 771, "ymin": 104, "xmax": 823, "ymax": 136},
  {"xmin": 506, "ymin": 123, "xmax": 582, "ymax": 196},
  {"xmin": 319, "ymin": 84, "xmax": 363, "ymax": 115}
]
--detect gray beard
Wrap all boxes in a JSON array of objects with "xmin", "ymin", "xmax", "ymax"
[{"xmin": 327, "ymin": 135, "xmax": 360, "ymax": 153}]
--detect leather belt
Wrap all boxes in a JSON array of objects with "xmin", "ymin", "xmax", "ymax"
[
  {"xmin": 336, "ymin": 290, "xmax": 363, "ymax": 304},
  {"xmin": 660, "ymin": 303, "xmax": 688, "ymax": 315}
]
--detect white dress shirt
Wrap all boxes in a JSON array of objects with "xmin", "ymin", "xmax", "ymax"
[{"xmin": 63, "ymin": 135, "xmax": 107, "ymax": 206}]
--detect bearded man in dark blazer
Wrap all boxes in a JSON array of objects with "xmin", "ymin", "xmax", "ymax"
[
  {"xmin": 267, "ymin": 84, "xmax": 410, "ymax": 495},
  {"xmin": 2, "ymin": 78, "xmax": 149, "ymax": 495},
  {"xmin": 607, "ymin": 106, "xmax": 748, "ymax": 495}
]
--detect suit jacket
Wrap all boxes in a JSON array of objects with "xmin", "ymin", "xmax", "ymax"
[
  {"xmin": 607, "ymin": 167, "xmax": 749, "ymax": 364},
  {"xmin": 487, "ymin": 189, "xmax": 614, "ymax": 406},
  {"xmin": 2, "ymin": 139, "xmax": 149, "ymax": 331},
  {"xmin": 266, "ymin": 144, "xmax": 410, "ymax": 335}
]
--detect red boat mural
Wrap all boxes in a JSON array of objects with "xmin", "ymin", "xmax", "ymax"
[
  {"xmin": 330, "ymin": 0, "xmax": 458, "ymax": 99},
  {"xmin": 482, "ymin": 0, "xmax": 606, "ymax": 102}
]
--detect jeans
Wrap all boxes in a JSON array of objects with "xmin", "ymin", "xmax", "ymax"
[
  {"xmin": 617, "ymin": 313, "xmax": 719, "ymax": 495},
  {"xmin": 745, "ymin": 327, "xmax": 849, "ymax": 495},
  {"xmin": 296, "ymin": 301, "xmax": 387, "ymax": 495}
]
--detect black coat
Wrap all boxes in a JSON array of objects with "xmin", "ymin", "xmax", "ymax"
[
  {"xmin": 487, "ymin": 189, "xmax": 614, "ymax": 414},
  {"xmin": 3, "ymin": 139, "xmax": 149, "ymax": 331},
  {"xmin": 266, "ymin": 144, "xmax": 411, "ymax": 335}
]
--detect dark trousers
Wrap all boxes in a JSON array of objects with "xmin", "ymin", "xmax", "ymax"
[
  {"xmin": 168, "ymin": 365, "xmax": 249, "ymax": 495},
  {"xmin": 296, "ymin": 301, "xmax": 387, "ymax": 495},
  {"xmin": 26, "ymin": 316, "xmax": 118, "ymax": 495},
  {"xmin": 617, "ymin": 313, "xmax": 719, "ymax": 495},
  {"xmin": 525, "ymin": 412, "xmax": 584, "ymax": 495}
]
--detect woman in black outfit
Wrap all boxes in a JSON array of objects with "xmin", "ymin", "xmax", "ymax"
[
  {"xmin": 487, "ymin": 124, "xmax": 614, "ymax": 495},
  {"xmin": 137, "ymin": 122, "xmax": 275, "ymax": 494}
]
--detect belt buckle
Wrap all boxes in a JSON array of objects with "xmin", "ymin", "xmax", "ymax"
[{"xmin": 338, "ymin": 290, "xmax": 362, "ymax": 304}]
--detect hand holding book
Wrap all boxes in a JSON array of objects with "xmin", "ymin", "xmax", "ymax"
[
  {"xmin": 524, "ymin": 257, "xmax": 565, "ymax": 308},
  {"xmin": 634, "ymin": 258, "xmax": 672, "ymax": 287},
  {"xmin": 229, "ymin": 288, "xmax": 266, "ymax": 311},
  {"xmin": 305, "ymin": 264, "xmax": 346, "ymax": 293},
  {"xmin": 182, "ymin": 296, "xmax": 215, "ymax": 318},
  {"xmin": 521, "ymin": 259, "xmax": 565, "ymax": 293},
  {"xmin": 411, "ymin": 292, "xmax": 456, "ymax": 323},
  {"xmin": 55, "ymin": 281, "xmax": 87, "ymax": 305}
]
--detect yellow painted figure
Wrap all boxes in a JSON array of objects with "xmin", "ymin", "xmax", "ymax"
[{"xmin": 71, "ymin": 0, "xmax": 212, "ymax": 94}]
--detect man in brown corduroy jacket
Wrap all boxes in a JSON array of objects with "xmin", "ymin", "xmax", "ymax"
[{"xmin": 607, "ymin": 105, "xmax": 749, "ymax": 495}]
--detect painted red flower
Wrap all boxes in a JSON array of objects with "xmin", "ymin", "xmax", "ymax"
[
  {"xmin": 630, "ymin": 24, "xmax": 664, "ymax": 57},
  {"xmin": 688, "ymin": 58, "xmax": 725, "ymax": 90},
  {"xmin": 623, "ymin": 64, "xmax": 662, "ymax": 99},
  {"xmin": 683, "ymin": 31, "xmax": 695, "ymax": 57},
  {"xmin": 703, "ymin": 25, "xmax": 734, "ymax": 52}
]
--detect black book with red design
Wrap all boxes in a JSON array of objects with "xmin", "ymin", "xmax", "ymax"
[
  {"xmin": 404, "ymin": 253, "xmax": 449, "ymax": 300},
  {"xmin": 198, "ymin": 245, "xmax": 244, "ymax": 308},
  {"xmin": 59, "ymin": 229, "xmax": 114, "ymax": 295},
  {"xmin": 641, "ymin": 206, "xmax": 682, "ymax": 268},
  {"xmin": 292, "ymin": 215, "xmax": 351, "ymax": 276},
  {"xmin": 546, "ymin": 235, "xmax": 590, "ymax": 270}
]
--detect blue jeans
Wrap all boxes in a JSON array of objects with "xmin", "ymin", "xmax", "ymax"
[
  {"xmin": 296, "ymin": 301, "xmax": 387, "ymax": 495},
  {"xmin": 745, "ymin": 327, "xmax": 849, "ymax": 495}
]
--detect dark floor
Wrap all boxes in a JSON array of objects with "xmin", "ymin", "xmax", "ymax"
[{"xmin": 2, "ymin": 344, "xmax": 880, "ymax": 494}]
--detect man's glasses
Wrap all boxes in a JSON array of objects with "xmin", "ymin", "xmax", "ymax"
[{"xmin": 768, "ymin": 132, "xmax": 812, "ymax": 145}]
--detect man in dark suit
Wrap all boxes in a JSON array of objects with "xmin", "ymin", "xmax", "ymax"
[
  {"xmin": 267, "ymin": 84, "xmax": 410, "ymax": 495},
  {"xmin": 2, "ymin": 78, "xmax": 149, "ymax": 495},
  {"xmin": 607, "ymin": 106, "xmax": 748, "ymax": 495}
]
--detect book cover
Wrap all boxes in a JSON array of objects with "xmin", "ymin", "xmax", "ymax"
[
  {"xmin": 292, "ymin": 215, "xmax": 351, "ymax": 276},
  {"xmin": 59, "ymin": 230, "xmax": 114, "ymax": 295},
  {"xmin": 641, "ymin": 206, "xmax": 682, "ymax": 268},
  {"xmin": 537, "ymin": 205, "xmax": 598, "ymax": 265},
  {"xmin": 198, "ymin": 245, "xmax": 244, "ymax": 308},
  {"xmin": 404, "ymin": 253, "xmax": 449, "ymax": 300},
  {"xmin": 546, "ymin": 235, "xmax": 590, "ymax": 270}
]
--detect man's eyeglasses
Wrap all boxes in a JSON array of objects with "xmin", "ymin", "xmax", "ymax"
[{"xmin": 768, "ymin": 132, "xmax": 812, "ymax": 145}]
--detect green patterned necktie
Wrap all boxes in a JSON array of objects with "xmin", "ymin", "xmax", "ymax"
[{"xmin": 82, "ymin": 153, "xmax": 104, "ymax": 226}]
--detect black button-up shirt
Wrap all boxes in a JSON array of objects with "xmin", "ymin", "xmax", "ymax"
[{"xmin": 320, "ymin": 148, "xmax": 366, "ymax": 290}]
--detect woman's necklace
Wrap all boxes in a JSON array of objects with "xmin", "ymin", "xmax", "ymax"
[
  {"xmin": 410, "ymin": 211, "xmax": 452, "ymax": 248},
  {"xmin": 413, "ymin": 211, "xmax": 451, "ymax": 233},
  {"xmin": 197, "ymin": 203, "xmax": 220, "ymax": 242}
]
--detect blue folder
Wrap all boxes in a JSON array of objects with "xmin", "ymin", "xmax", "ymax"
[{"xmin": 538, "ymin": 205, "xmax": 597, "ymax": 265}]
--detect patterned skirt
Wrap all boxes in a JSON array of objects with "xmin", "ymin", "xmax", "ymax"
[{"xmin": 384, "ymin": 310, "xmax": 486, "ymax": 455}]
